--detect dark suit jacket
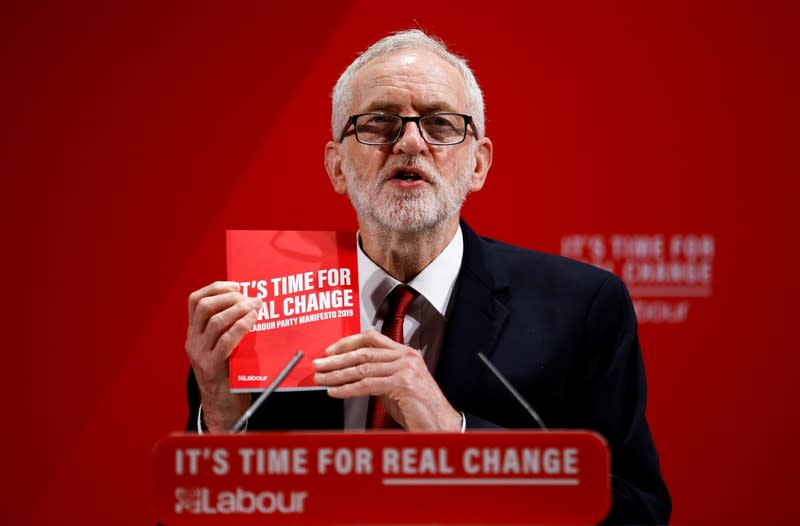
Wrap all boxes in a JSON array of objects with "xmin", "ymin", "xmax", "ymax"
[{"xmin": 186, "ymin": 221, "xmax": 671, "ymax": 525}]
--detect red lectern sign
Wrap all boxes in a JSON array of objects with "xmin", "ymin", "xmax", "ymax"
[{"xmin": 153, "ymin": 431, "xmax": 610, "ymax": 525}]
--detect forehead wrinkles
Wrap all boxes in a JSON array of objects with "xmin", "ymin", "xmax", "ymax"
[{"xmin": 349, "ymin": 51, "xmax": 466, "ymax": 113}]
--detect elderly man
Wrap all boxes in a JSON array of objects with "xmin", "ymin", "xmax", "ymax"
[{"xmin": 184, "ymin": 29, "xmax": 671, "ymax": 524}]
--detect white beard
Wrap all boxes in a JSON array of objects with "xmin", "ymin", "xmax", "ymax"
[{"xmin": 343, "ymin": 154, "xmax": 474, "ymax": 234}]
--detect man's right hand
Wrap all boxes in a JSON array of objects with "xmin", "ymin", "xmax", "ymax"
[{"xmin": 185, "ymin": 281, "xmax": 261, "ymax": 433}]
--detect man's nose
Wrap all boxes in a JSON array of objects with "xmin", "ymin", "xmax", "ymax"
[{"xmin": 392, "ymin": 120, "xmax": 427, "ymax": 155}]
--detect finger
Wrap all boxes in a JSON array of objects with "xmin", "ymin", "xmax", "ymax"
[
  {"xmin": 314, "ymin": 360, "xmax": 398, "ymax": 387},
  {"xmin": 326, "ymin": 376, "xmax": 392, "ymax": 399},
  {"xmin": 312, "ymin": 347, "xmax": 399, "ymax": 372},
  {"xmin": 204, "ymin": 297, "xmax": 263, "ymax": 348},
  {"xmin": 325, "ymin": 329, "xmax": 396, "ymax": 355},
  {"xmin": 213, "ymin": 309, "xmax": 258, "ymax": 360},
  {"xmin": 191, "ymin": 291, "xmax": 250, "ymax": 333},
  {"xmin": 188, "ymin": 281, "xmax": 241, "ymax": 321},
  {"xmin": 324, "ymin": 351, "xmax": 430, "ymax": 397}
]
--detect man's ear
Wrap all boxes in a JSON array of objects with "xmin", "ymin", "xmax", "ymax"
[
  {"xmin": 324, "ymin": 141, "xmax": 348, "ymax": 195},
  {"xmin": 468, "ymin": 137, "xmax": 493, "ymax": 192}
]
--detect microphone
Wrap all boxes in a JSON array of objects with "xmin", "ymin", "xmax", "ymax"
[
  {"xmin": 230, "ymin": 350, "xmax": 304, "ymax": 432},
  {"xmin": 476, "ymin": 352, "xmax": 547, "ymax": 430}
]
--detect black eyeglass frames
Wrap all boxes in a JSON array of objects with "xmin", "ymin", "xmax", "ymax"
[{"xmin": 338, "ymin": 112, "xmax": 478, "ymax": 145}]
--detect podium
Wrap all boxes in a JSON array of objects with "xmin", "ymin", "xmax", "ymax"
[{"xmin": 153, "ymin": 430, "xmax": 610, "ymax": 525}]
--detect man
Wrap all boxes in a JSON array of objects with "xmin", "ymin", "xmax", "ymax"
[{"xmin": 184, "ymin": 29, "xmax": 671, "ymax": 524}]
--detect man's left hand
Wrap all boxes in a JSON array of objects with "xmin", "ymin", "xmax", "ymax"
[{"xmin": 312, "ymin": 329, "xmax": 462, "ymax": 432}]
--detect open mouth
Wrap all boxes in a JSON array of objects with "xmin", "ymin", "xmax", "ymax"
[{"xmin": 393, "ymin": 171, "xmax": 424, "ymax": 182}]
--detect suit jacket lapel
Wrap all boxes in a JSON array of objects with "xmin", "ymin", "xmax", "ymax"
[{"xmin": 435, "ymin": 221, "xmax": 510, "ymax": 407}]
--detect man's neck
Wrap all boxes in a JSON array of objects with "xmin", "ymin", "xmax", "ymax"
[{"xmin": 359, "ymin": 217, "xmax": 460, "ymax": 282}]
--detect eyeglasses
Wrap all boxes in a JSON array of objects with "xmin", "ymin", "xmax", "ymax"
[{"xmin": 339, "ymin": 112, "xmax": 478, "ymax": 145}]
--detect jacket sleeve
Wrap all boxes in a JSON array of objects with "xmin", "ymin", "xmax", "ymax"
[{"xmin": 569, "ymin": 274, "xmax": 671, "ymax": 525}]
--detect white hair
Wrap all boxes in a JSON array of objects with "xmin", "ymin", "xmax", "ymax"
[{"xmin": 331, "ymin": 29, "xmax": 486, "ymax": 141}]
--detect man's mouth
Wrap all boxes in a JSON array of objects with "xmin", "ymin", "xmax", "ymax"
[
  {"xmin": 393, "ymin": 171, "xmax": 424, "ymax": 181},
  {"xmin": 389, "ymin": 167, "xmax": 428, "ymax": 183}
]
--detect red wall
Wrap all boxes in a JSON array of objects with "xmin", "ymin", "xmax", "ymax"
[{"xmin": 2, "ymin": 1, "xmax": 798, "ymax": 523}]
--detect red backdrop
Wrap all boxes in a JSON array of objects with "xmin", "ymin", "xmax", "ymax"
[{"xmin": 1, "ymin": 1, "xmax": 798, "ymax": 524}]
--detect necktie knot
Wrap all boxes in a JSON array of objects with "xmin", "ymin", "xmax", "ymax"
[{"xmin": 382, "ymin": 285, "xmax": 418, "ymax": 342}]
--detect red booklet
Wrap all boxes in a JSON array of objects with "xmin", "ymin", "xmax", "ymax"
[{"xmin": 226, "ymin": 230, "xmax": 361, "ymax": 392}]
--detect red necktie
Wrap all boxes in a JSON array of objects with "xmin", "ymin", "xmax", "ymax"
[{"xmin": 369, "ymin": 285, "xmax": 418, "ymax": 429}]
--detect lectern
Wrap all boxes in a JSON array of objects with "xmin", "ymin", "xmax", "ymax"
[{"xmin": 153, "ymin": 430, "xmax": 609, "ymax": 525}]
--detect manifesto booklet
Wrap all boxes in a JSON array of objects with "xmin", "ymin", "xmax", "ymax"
[{"xmin": 226, "ymin": 230, "xmax": 360, "ymax": 392}]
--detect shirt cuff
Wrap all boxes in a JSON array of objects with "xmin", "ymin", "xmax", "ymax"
[{"xmin": 197, "ymin": 405, "xmax": 248, "ymax": 434}]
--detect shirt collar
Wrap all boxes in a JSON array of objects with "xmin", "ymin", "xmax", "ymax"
[{"xmin": 357, "ymin": 225, "xmax": 464, "ymax": 327}]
